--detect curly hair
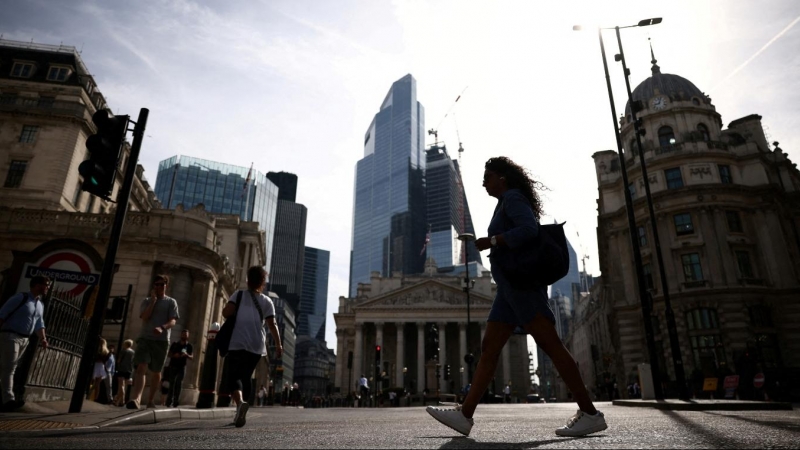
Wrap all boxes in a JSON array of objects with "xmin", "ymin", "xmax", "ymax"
[{"xmin": 485, "ymin": 156, "xmax": 546, "ymax": 220}]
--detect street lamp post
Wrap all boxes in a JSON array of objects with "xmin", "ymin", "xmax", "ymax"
[
  {"xmin": 574, "ymin": 19, "xmax": 664, "ymax": 399},
  {"xmin": 457, "ymin": 233, "xmax": 477, "ymax": 381},
  {"xmin": 613, "ymin": 25, "xmax": 689, "ymax": 401}
]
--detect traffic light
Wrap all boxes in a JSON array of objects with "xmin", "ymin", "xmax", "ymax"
[
  {"xmin": 375, "ymin": 345, "xmax": 381, "ymax": 380},
  {"xmin": 444, "ymin": 364, "xmax": 451, "ymax": 381},
  {"xmin": 106, "ymin": 296, "xmax": 126, "ymax": 321},
  {"xmin": 79, "ymin": 110, "xmax": 128, "ymax": 200}
]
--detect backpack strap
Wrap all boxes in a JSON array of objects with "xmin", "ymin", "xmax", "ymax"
[{"xmin": 247, "ymin": 291, "xmax": 265, "ymax": 323}]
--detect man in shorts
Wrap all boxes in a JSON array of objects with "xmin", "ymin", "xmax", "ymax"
[{"xmin": 126, "ymin": 275, "xmax": 179, "ymax": 409}]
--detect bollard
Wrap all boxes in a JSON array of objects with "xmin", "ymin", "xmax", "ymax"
[
  {"xmin": 196, "ymin": 322, "xmax": 220, "ymax": 409},
  {"xmin": 216, "ymin": 356, "xmax": 232, "ymax": 407}
]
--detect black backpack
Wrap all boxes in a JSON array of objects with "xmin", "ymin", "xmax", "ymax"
[{"xmin": 494, "ymin": 202, "xmax": 570, "ymax": 289}]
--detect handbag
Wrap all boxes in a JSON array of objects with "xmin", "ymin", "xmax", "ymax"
[
  {"xmin": 216, "ymin": 290, "xmax": 243, "ymax": 358},
  {"xmin": 494, "ymin": 200, "xmax": 570, "ymax": 290}
]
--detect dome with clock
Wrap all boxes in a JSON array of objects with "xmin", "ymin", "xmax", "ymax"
[{"xmin": 624, "ymin": 51, "xmax": 706, "ymax": 116}]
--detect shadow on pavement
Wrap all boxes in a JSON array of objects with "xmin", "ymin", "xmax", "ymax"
[
  {"xmin": 701, "ymin": 411, "xmax": 800, "ymax": 434},
  {"xmin": 1, "ymin": 426, "xmax": 205, "ymax": 440},
  {"xmin": 431, "ymin": 436, "xmax": 590, "ymax": 449},
  {"xmin": 659, "ymin": 409, "xmax": 742, "ymax": 448}
]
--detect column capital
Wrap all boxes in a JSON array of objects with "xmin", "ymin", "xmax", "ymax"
[
  {"xmin": 375, "ymin": 321, "xmax": 385, "ymax": 328},
  {"xmin": 416, "ymin": 321, "xmax": 426, "ymax": 328},
  {"xmin": 437, "ymin": 321, "xmax": 447, "ymax": 328},
  {"xmin": 458, "ymin": 322, "xmax": 467, "ymax": 330},
  {"xmin": 355, "ymin": 322, "xmax": 364, "ymax": 331},
  {"xmin": 336, "ymin": 329, "xmax": 345, "ymax": 337},
  {"xmin": 479, "ymin": 322, "xmax": 488, "ymax": 329}
]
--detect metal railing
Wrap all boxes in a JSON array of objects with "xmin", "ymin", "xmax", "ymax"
[{"xmin": 25, "ymin": 288, "xmax": 90, "ymax": 391}]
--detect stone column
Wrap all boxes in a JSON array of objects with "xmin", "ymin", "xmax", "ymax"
[
  {"xmin": 395, "ymin": 323, "xmax": 404, "ymax": 389},
  {"xmin": 416, "ymin": 322, "xmax": 425, "ymax": 394},
  {"xmin": 438, "ymin": 322, "xmax": 447, "ymax": 393},
  {"xmin": 353, "ymin": 323, "xmax": 363, "ymax": 393},
  {"xmin": 335, "ymin": 329, "xmax": 345, "ymax": 391},
  {"xmin": 185, "ymin": 269, "xmax": 212, "ymax": 395},
  {"xmin": 458, "ymin": 322, "xmax": 467, "ymax": 388}
]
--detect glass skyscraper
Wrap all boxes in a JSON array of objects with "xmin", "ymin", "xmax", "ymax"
[
  {"xmin": 349, "ymin": 74, "xmax": 426, "ymax": 296},
  {"xmin": 425, "ymin": 145, "xmax": 483, "ymax": 268},
  {"xmin": 299, "ymin": 246, "xmax": 330, "ymax": 341},
  {"xmin": 153, "ymin": 155, "xmax": 279, "ymax": 272}
]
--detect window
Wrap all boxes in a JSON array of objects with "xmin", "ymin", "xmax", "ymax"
[
  {"xmin": 735, "ymin": 251, "xmax": 754, "ymax": 278},
  {"xmin": 665, "ymin": 168, "xmax": 683, "ymax": 189},
  {"xmin": 72, "ymin": 182, "xmax": 82, "ymax": 206},
  {"xmin": 47, "ymin": 66, "xmax": 70, "ymax": 82},
  {"xmin": 638, "ymin": 226, "xmax": 648, "ymax": 247},
  {"xmin": 697, "ymin": 124, "xmax": 710, "ymax": 141},
  {"xmin": 10, "ymin": 62, "xmax": 34, "ymax": 78},
  {"xmin": 658, "ymin": 126, "xmax": 675, "ymax": 147},
  {"xmin": 86, "ymin": 195, "xmax": 95, "ymax": 213},
  {"xmin": 0, "ymin": 93, "xmax": 17, "ymax": 105},
  {"xmin": 3, "ymin": 160, "xmax": 27, "ymax": 188},
  {"xmin": 674, "ymin": 213, "xmax": 694, "ymax": 235},
  {"xmin": 643, "ymin": 263, "xmax": 654, "ymax": 290},
  {"xmin": 686, "ymin": 308, "xmax": 723, "ymax": 375},
  {"xmin": 718, "ymin": 165, "xmax": 732, "ymax": 184},
  {"xmin": 628, "ymin": 183, "xmax": 636, "ymax": 200},
  {"xmin": 725, "ymin": 211, "xmax": 743, "ymax": 233},
  {"xmin": 692, "ymin": 98, "xmax": 701, "ymax": 106},
  {"xmin": 19, "ymin": 125, "xmax": 38, "ymax": 143},
  {"xmin": 681, "ymin": 253, "xmax": 703, "ymax": 281}
]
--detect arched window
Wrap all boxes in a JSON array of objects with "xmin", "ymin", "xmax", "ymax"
[
  {"xmin": 658, "ymin": 126, "xmax": 675, "ymax": 147},
  {"xmin": 697, "ymin": 123, "xmax": 710, "ymax": 141},
  {"xmin": 692, "ymin": 97, "xmax": 701, "ymax": 106},
  {"xmin": 686, "ymin": 308, "xmax": 725, "ymax": 375},
  {"xmin": 630, "ymin": 139, "xmax": 637, "ymax": 156}
]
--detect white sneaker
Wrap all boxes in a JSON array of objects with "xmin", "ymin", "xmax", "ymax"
[
  {"xmin": 555, "ymin": 409, "xmax": 607, "ymax": 437},
  {"xmin": 426, "ymin": 405, "xmax": 474, "ymax": 436},
  {"xmin": 235, "ymin": 402, "xmax": 249, "ymax": 428}
]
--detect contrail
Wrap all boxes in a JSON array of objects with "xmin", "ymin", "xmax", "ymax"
[{"xmin": 711, "ymin": 15, "xmax": 800, "ymax": 93}]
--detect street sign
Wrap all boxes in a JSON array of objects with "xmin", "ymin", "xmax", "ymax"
[
  {"xmin": 753, "ymin": 373, "xmax": 765, "ymax": 389},
  {"xmin": 703, "ymin": 378, "xmax": 718, "ymax": 391},
  {"xmin": 723, "ymin": 375, "xmax": 740, "ymax": 390}
]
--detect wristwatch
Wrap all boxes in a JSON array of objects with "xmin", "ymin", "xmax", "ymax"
[{"xmin": 490, "ymin": 235, "xmax": 497, "ymax": 247}]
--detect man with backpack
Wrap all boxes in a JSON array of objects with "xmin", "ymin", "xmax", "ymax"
[{"xmin": 0, "ymin": 276, "xmax": 50, "ymax": 411}]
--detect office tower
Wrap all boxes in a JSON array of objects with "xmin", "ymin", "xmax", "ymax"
[
  {"xmin": 349, "ymin": 74, "xmax": 426, "ymax": 296},
  {"xmin": 269, "ymin": 200, "xmax": 307, "ymax": 306},
  {"xmin": 267, "ymin": 171, "xmax": 298, "ymax": 202},
  {"xmin": 153, "ymin": 155, "xmax": 278, "ymax": 272},
  {"xmin": 299, "ymin": 246, "xmax": 330, "ymax": 341},
  {"xmin": 551, "ymin": 235, "xmax": 580, "ymax": 319},
  {"xmin": 425, "ymin": 145, "xmax": 483, "ymax": 268}
]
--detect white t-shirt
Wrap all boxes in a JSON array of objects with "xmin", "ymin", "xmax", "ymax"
[{"xmin": 227, "ymin": 290, "xmax": 276, "ymax": 356}]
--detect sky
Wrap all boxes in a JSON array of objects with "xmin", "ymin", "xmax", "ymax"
[{"xmin": 2, "ymin": 0, "xmax": 799, "ymax": 352}]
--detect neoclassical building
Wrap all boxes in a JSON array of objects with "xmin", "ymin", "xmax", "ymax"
[
  {"xmin": 334, "ymin": 260, "xmax": 531, "ymax": 400},
  {"xmin": 588, "ymin": 56, "xmax": 800, "ymax": 398},
  {"xmin": 0, "ymin": 38, "xmax": 267, "ymax": 405}
]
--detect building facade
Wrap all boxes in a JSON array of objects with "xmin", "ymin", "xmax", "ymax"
[
  {"xmin": 153, "ymin": 155, "xmax": 279, "ymax": 273},
  {"xmin": 335, "ymin": 259, "xmax": 530, "ymax": 400},
  {"xmin": 298, "ymin": 246, "xmax": 330, "ymax": 341},
  {"xmin": 349, "ymin": 74, "xmax": 427, "ymax": 296},
  {"xmin": 267, "ymin": 171, "xmax": 298, "ymax": 202},
  {"xmin": 293, "ymin": 335, "xmax": 336, "ymax": 398},
  {"xmin": 588, "ymin": 58, "xmax": 800, "ymax": 399},
  {"xmin": 268, "ymin": 179, "xmax": 307, "ymax": 307},
  {"xmin": 267, "ymin": 294, "xmax": 297, "ymax": 388},
  {"xmin": 424, "ymin": 145, "xmax": 482, "ymax": 268}
]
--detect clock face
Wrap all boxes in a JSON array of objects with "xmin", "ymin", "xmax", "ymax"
[{"xmin": 652, "ymin": 96, "xmax": 668, "ymax": 110}]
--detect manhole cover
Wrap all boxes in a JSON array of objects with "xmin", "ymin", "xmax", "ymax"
[{"xmin": 0, "ymin": 419, "xmax": 76, "ymax": 431}]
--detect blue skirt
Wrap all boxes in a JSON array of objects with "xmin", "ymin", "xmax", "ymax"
[{"xmin": 488, "ymin": 263, "xmax": 556, "ymax": 328}]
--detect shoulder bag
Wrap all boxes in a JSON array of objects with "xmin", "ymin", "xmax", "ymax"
[{"xmin": 216, "ymin": 290, "xmax": 243, "ymax": 358}]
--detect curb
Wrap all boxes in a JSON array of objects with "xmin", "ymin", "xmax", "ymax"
[
  {"xmin": 99, "ymin": 407, "xmax": 236, "ymax": 427},
  {"xmin": 612, "ymin": 399, "xmax": 794, "ymax": 411}
]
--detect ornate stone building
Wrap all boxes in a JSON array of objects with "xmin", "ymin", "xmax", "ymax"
[
  {"xmin": 334, "ymin": 259, "xmax": 531, "ymax": 400},
  {"xmin": 0, "ymin": 39, "xmax": 266, "ymax": 404},
  {"xmin": 588, "ymin": 56, "xmax": 800, "ymax": 398}
]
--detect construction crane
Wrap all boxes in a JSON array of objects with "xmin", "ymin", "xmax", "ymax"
[{"xmin": 426, "ymin": 88, "xmax": 469, "ymax": 264}]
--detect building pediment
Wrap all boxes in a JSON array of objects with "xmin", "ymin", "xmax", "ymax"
[{"xmin": 355, "ymin": 279, "xmax": 493, "ymax": 310}]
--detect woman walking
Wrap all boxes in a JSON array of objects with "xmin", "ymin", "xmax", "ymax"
[
  {"xmin": 91, "ymin": 338, "xmax": 111, "ymax": 403},
  {"xmin": 222, "ymin": 266, "xmax": 283, "ymax": 428},
  {"xmin": 113, "ymin": 339, "xmax": 135, "ymax": 406},
  {"xmin": 426, "ymin": 156, "xmax": 607, "ymax": 437}
]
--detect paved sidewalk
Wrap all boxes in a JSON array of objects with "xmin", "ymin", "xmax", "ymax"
[
  {"xmin": 0, "ymin": 400, "xmax": 236, "ymax": 433},
  {"xmin": 612, "ymin": 398, "xmax": 794, "ymax": 411}
]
